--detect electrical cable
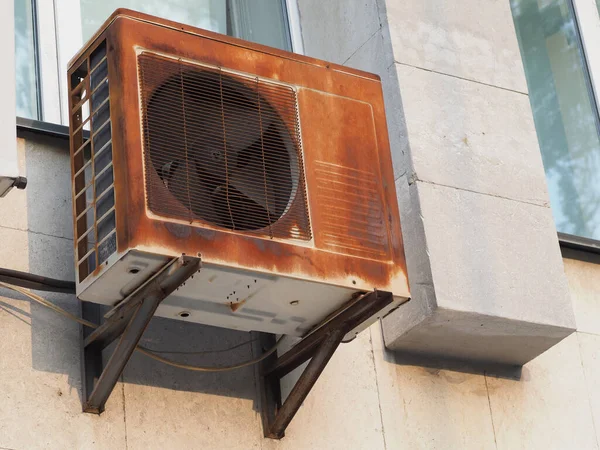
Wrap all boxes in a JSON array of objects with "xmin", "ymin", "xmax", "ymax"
[
  {"xmin": 142, "ymin": 338, "xmax": 257, "ymax": 355},
  {"xmin": 135, "ymin": 340, "xmax": 283, "ymax": 372},
  {"xmin": 0, "ymin": 281, "xmax": 283, "ymax": 372},
  {"xmin": 0, "ymin": 281, "xmax": 96, "ymax": 328}
]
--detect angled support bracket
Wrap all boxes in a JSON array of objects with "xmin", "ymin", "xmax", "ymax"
[
  {"xmin": 80, "ymin": 255, "xmax": 201, "ymax": 413},
  {"xmin": 256, "ymin": 290, "xmax": 394, "ymax": 439}
]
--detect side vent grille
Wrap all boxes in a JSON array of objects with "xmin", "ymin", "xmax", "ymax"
[
  {"xmin": 314, "ymin": 161, "xmax": 389, "ymax": 260},
  {"xmin": 70, "ymin": 41, "xmax": 116, "ymax": 283},
  {"xmin": 138, "ymin": 52, "xmax": 311, "ymax": 241}
]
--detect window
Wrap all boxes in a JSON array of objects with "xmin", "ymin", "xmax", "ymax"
[
  {"xmin": 75, "ymin": 0, "xmax": 291, "ymax": 48},
  {"xmin": 15, "ymin": 0, "xmax": 299, "ymax": 124},
  {"xmin": 511, "ymin": 0, "xmax": 600, "ymax": 241},
  {"xmin": 14, "ymin": 0, "xmax": 39, "ymax": 119}
]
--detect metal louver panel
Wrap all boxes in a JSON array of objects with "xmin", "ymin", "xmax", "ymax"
[
  {"xmin": 314, "ymin": 161, "xmax": 388, "ymax": 259},
  {"xmin": 70, "ymin": 40, "xmax": 116, "ymax": 283},
  {"xmin": 138, "ymin": 52, "xmax": 311, "ymax": 241}
]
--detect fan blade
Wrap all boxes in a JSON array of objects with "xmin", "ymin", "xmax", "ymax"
[
  {"xmin": 161, "ymin": 160, "xmax": 224, "ymax": 225},
  {"xmin": 228, "ymin": 166, "xmax": 276, "ymax": 214},
  {"xmin": 211, "ymin": 183, "xmax": 272, "ymax": 231},
  {"xmin": 159, "ymin": 160, "xmax": 189, "ymax": 209},
  {"xmin": 222, "ymin": 101, "xmax": 274, "ymax": 158}
]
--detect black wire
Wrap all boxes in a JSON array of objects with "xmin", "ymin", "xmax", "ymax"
[{"xmin": 0, "ymin": 268, "xmax": 76, "ymax": 294}]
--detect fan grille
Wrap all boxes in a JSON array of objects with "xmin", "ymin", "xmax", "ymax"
[
  {"xmin": 138, "ymin": 52, "xmax": 311, "ymax": 240},
  {"xmin": 70, "ymin": 41, "xmax": 116, "ymax": 283}
]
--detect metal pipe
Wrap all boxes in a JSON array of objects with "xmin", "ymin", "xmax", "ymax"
[{"xmin": 0, "ymin": 267, "xmax": 76, "ymax": 294}]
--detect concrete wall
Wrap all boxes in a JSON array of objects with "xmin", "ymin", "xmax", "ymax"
[
  {"xmin": 0, "ymin": 0, "xmax": 599, "ymax": 449},
  {"xmin": 1, "ymin": 138, "xmax": 599, "ymax": 449}
]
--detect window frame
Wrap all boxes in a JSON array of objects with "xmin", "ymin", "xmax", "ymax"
[
  {"xmin": 19, "ymin": 0, "xmax": 304, "ymax": 125},
  {"xmin": 35, "ymin": 0, "xmax": 62, "ymax": 124}
]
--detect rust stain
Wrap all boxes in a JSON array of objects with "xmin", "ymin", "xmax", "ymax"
[
  {"xmin": 229, "ymin": 299, "xmax": 246, "ymax": 312},
  {"xmin": 299, "ymin": 91, "xmax": 392, "ymax": 262}
]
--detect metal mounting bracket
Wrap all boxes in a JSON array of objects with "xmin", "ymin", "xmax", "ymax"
[
  {"xmin": 80, "ymin": 255, "xmax": 201, "ymax": 413},
  {"xmin": 80, "ymin": 258, "xmax": 392, "ymax": 438},
  {"xmin": 255, "ymin": 290, "xmax": 394, "ymax": 439}
]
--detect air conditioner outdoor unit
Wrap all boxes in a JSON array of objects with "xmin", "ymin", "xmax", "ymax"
[
  {"xmin": 68, "ymin": 9, "xmax": 410, "ymax": 436},
  {"xmin": 68, "ymin": 9, "xmax": 409, "ymax": 341}
]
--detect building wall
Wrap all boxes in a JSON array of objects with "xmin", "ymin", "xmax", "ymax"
[{"xmin": 0, "ymin": 1, "xmax": 599, "ymax": 449}]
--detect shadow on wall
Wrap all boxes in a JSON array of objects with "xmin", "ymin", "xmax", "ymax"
[
  {"xmin": 12, "ymin": 131, "xmax": 261, "ymax": 404},
  {"xmin": 375, "ymin": 325, "xmax": 523, "ymax": 381}
]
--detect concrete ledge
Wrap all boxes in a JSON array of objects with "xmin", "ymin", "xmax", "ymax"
[
  {"xmin": 384, "ymin": 307, "xmax": 574, "ymax": 367},
  {"xmin": 383, "ymin": 181, "xmax": 576, "ymax": 366}
]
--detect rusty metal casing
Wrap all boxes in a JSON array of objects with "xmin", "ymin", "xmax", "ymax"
[{"xmin": 67, "ymin": 9, "xmax": 410, "ymax": 338}]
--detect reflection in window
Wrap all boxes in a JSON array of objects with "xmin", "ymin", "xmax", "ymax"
[
  {"xmin": 14, "ymin": 0, "xmax": 39, "ymax": 119},
  {"xmin": 511, "ymin": 0, "xmax": 600, "ymax": 240},
  {"xmin": 78, "ymin": 0, "xmax": 291, "ymax": 50}
]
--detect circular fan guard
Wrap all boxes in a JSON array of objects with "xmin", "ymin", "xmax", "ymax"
[{"xmin": 145, "ymin": 68, "xmax": 300, "ymax": 232}]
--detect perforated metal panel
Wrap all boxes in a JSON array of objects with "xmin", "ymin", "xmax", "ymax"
[
  {"xmin": 70, "ymin": 41, "xmax": 116, "ymax": 283},
  {"xmin": 138, "ymin": 52, "xmax": 311, "ymax": 241}
]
